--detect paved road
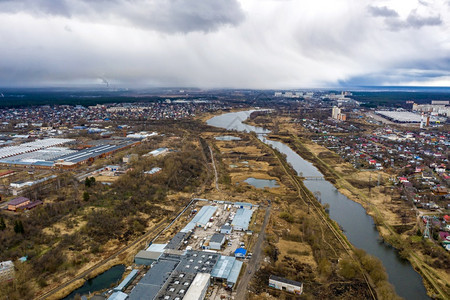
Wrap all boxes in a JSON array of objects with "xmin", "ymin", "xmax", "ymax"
[{"xmin": 235, "ymin": 205, "xmax": 271, "ymax": 299}]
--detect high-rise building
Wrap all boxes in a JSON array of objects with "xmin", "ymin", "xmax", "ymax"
[
  {"xmin": 332, "ymin": 106, "xmax": 346, "ymax": 121},
  {"xmin": 332, "ymin": 106, "xmax": 341, "ymax": 119}
]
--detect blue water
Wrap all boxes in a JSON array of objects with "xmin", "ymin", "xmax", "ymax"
[
  {"xmin": 243, "ymin": 177, "xmax": 279, "ymax": 189},
  {"xmin": 208, "ymin": 110, "xmax": 430, "ymax": 300},
  {"xmin": 215, "ymin": 135, "xmax": 242, "ymax": 141}
]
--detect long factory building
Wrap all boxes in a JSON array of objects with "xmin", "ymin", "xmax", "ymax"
[
  {"xmin": 128, "ymin": 249, "xmax": 243, "ymax": 300},
  {"xmin": 115, "ymin": 204, "xmax": 254, "ymax": 300},
  {"xmin": 0, "ymin": 138, "xmax": 140, "ymax": 169}
]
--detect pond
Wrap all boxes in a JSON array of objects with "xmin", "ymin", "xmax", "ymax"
[
  {"xmin": 215, "ymin": 135, "xmax": 241, "ymax": 141},
  {"xmin": 243, "ymin": 177, "xmax": 279, "ymax": 189},
  {"xmin": 62, "ymin": 265, "xmax": 125, "ymax": 300}
]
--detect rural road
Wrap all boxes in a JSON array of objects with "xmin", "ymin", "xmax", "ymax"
[
  {"xmin": 209, "ymin": 145, "xmax": 219, "ymax": 191},
  {"xmin": 235, "ymin": 205, "xmax": 271, "ymax": 299}
]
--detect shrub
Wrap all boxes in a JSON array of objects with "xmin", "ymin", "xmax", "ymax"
[
  {"xmin": 279, "ymin": 212, "xmax": 294, "ymax": 223},
  {"xmin": 338, "ymin": 258, "xmax": 359, "ymax": 279}
]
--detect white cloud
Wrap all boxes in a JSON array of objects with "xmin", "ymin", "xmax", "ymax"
[{"xmin": 0, "ymin": 0, "xmax": 449, "ymax": 88}]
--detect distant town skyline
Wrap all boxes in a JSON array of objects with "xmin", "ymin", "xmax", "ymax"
[{"xmin": 1, "ymin": 0, "xmax": 450, "ymax": 88}]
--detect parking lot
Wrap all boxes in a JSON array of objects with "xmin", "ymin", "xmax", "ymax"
[{"xmin": 183, "ymin": 202, "xmax": 256, "ymax": 257}]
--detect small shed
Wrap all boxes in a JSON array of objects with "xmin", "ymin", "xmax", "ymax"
[
  {"xmin": 234, "ymin": 248, "xmax": 247, "ymax": 258},
  {"xmin": 209, "ymin": 233, "xmax": 225, "ymax": 250},
  {"xmin": 220, "ymin": 225, "xmax": 232, "ymax": 234},
  {"xmin": 268, "ymin": 275, "xmax": 303, "ymax": 295},
  {"xmin": 234, "ymin": 202, "xmax": 253, "ymax": 209}
]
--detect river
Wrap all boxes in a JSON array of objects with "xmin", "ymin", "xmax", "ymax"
[{"xmin": 207, "ymin": 110, "xmax": 429, "ymax": 300}]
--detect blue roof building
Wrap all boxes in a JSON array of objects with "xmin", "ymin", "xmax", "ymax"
[{"xmin": 234, "ymin": 248, "xmax": 247, "ymax": 258}]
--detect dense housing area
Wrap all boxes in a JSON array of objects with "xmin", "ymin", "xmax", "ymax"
[{"xmin": 0, "ymin": 90, "xmax": 448, "ymax": 300}]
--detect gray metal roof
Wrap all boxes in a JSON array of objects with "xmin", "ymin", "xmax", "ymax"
[
  {"xmin": 146, "ymin": 243, "xmax": 167, "ymax": 252},
  {"xmin": 129, "ymin": 259, "xmax": 179, "ymax": 300},
  {"xmin": 227, "ymin": 260, "xmax": 243, "ymax": 285},
  {"xmin": 176, "ymin": 250, "xmax": 219, "ymax": 274},
  {"xmin": 114, "ymin": 269, "xmax": 139, "ymax": 292},
  {"xmin": 55, "ymin": 141, "xmax": 135, "ymax": 164},
  {"xmin": 181, "ymin": 206, "xmax": 217, "ymax": 232},
  {"xmin": 135, "ymin": 250, "xmax": 162, "ymax": 261},
  {"xmin": 165, "ymin": 232, "xmax": 188, "ymax": 250},
  {"xmin": 128, "ymin": 284, "xmax": 161, "ymax": 300},
  {"xmin": 210, "ymin": 233, "xmax": 225, "ymax": 244},
  {"xmin": 269, "ymin": 275, "xmax": 303, "ymax": 287},
  {"xmin": 108, "ymin": 291, "xmax": 128, "ymax": 300},
  {"xmin": 231, "ymin": 208, "xmax": 253, "ymax": 230},
  {"xmin": 155, "ymin": 272, "xmax": 196, "ymax": 300},
  {"xmin": 210, "ymin": 256, "xmax": 236, "ymax": 279}
]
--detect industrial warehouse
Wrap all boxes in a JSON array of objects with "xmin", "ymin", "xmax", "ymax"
[
  {"xmin": 108, "ymin": 201, "xmax": 257, "ymax": 300},
  {"xmin": 374, "ymin": 110, "xmax": 444, "ymax": 124},
  {"xmin": 0, "ymin": 138, "xmax": 140, "ymax": 169}
]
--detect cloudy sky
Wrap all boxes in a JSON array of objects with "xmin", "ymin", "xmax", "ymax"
[{"xmin": 1, "ymin": 0, "xmax": 450, "ymax": 89}]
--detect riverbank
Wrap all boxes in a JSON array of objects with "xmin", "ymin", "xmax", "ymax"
[
  {"xmin": 206, "ymin": 111, "xmax": 386, "ymax": 299},
  {"xmin": 240, "ymin": 110, "xmax": 443, "ymax": 299},
  {"xmin": 280, "ymin": 134, "xmax": 449, "ymax": 299}
]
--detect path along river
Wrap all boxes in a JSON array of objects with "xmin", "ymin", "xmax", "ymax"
[{"xmin": 207, "ymin": 110, "xmax": 429, "ymax": 300}]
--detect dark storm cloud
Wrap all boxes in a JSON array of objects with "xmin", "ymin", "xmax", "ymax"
[
  {"xmin": 0, "ymin": 0, "xmax": 245, "ymax": 33},
  {"xmin": 0, "ymin": 0, "xmax": 72, "ymax": 16},
  {"xmin": 406, "ymin": 11, "xmax": 442, "ymax": 28},
  {"xmin": 339, "ymin": 57, "xmax": 450, "ymax": 86},
  {"xmin": 368, "ymin": 5, "xmax": 399, "ymax": 17},
  {"xmin": 369, "ymin": 5, "xmax": 443, "ymax": 31},
  {"xmin": 1, "ymin": 0, "xmax": 450, "ymax": 88}
]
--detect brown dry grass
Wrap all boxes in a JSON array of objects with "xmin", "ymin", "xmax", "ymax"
[
  {"xmin": 212, "ymin": 134, "xmax": 289, "ymax": 195},
  {"xmin": 94, "ymin": 175, "xmax": 119, "ymax": 182},
  {"xmin": 302, "ymin": 141, "xmax": 407, "ymax": 226},
  {"xmin": 276, "ymin": 239, "xmax": 317, "ymax": 269},
  {"xmin": 42, "ymin": 216, "xmax": 86, "ymax": 236}
]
